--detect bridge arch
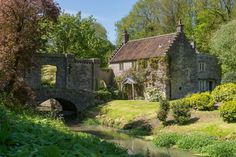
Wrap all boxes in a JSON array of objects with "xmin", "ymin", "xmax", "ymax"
[
  {"xmin": 38, "ymin": 98, "xmax": 77, "ymax": 112},
  {"xmin": 35, "ymin": 88, "xmax": 96, "ymax": 112}
]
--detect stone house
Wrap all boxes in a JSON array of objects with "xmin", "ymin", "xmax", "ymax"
[{"xmin": 109, "ymin": 21, "xmax": 221, "ymax": 100}]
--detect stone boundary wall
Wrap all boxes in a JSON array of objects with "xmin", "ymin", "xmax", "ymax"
[{"xmin": 24, "ymin": 53, "xmax": 100, "ymax": 111}]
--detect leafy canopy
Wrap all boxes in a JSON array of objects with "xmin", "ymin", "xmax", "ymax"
[
  {"xmin": 44, "ymin": 12, "xmax": 114, "ymax": 67},
  {"xmin": 210, "ymin": 20, "xmax": 236, "ymax": 73},
  {"xmin": 116, "ymin": 0, "xmax": 236, "ymax": 53}
]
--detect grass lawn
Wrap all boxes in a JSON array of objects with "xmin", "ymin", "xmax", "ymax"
[
  {"xmin": 159, "ymin": 110, "xmax": 236, "ymax": 140},
  {"xmin": 87, "ymin": 100, "xmax": 158, "ymax": 129},
  {"xmin": 85, "ymin": 100, "xmax": 236, "ymax": 140}
]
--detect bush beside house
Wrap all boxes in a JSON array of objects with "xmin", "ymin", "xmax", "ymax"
[
  {"xmin": 220, "ymin": 101, "xmax": 236, "ymax": 123},
  {"xmin": 185, "ymin": 92, "xmax": 215, "ymax": 111},
  {"xmin": 211, "ymin": 83, "xmax": 236, "ymax": 102}
]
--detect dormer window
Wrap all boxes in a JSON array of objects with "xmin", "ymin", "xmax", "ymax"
[{"xmin": 199, "ymin": 62, "xmax": 206, "ymax": 72}]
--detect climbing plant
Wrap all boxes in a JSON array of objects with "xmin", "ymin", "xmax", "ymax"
[{"xmin": 115, "ymin": 56, "xmax": 169, "ymax": 100}]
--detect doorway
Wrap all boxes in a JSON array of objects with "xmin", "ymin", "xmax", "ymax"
[{"xmin": 208, "ymin": 80, "xmax": 215, "ymax": 91}]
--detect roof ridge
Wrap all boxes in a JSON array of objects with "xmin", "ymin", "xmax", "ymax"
[
  {"xmin": 109, "ymin": 43, "xmax": 125, "ymax": 62},
  {"xmin": 128, "ymin": 32, "xmax": 177, "ymax": 43}
]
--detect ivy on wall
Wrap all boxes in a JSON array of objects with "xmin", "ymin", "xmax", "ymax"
[{"xmin": 114, "ymin": 56, "xmax": 169, "ymax": 99}]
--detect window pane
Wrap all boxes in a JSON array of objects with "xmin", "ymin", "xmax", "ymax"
[{"xmin": 119, "ymin": 63, "xmax": 124, "ymax": 70}]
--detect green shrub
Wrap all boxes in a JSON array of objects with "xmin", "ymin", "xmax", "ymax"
[
  {"xmin": 171, "ymin": 99, "xmax": 191, "ymax": 125},
  {"xmin": 222, "ymin": 72, "xmax": 236, "ymax": 84},
  {"xmin": 0, "ymin": 104, "xmax": 12, "ymax": 145},
  {"xmin": 82, "ymin": 118, "xmax": 100, "ymax": 126},
  {"xmin": 111, "ymin": 90, "xmax": 123, "ymax": 100},
  {"xmin": 157, "ymin": 98, "xmax": 170, "ymax": 124},
  {"xmin": 96, "ymin": 90, "xmax": 112, "ymax": 102},
  {"xmin": 212, "ymin": 83, "xmax": 236, "ymax": 102},
  {"xmin": 153, "ymin": 133, "xmax": 183, "ymax": 148},
  {"xmin": 219, "ymin": 101, "xmax": 236, "ymax": 123},
  {"xmin": 177, "ymin": 133, "xmax": 214, "ymax": 151},
  {"xmin": 202, "ymin": 141, "xmax": 236, "ymax": 157},
  {"xmin": 186, "ymin": 92, "xmax": 215, "ymax": 111}
]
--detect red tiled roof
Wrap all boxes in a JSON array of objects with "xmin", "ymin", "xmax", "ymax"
[{"xmin": 110, "ymin": 33, "xmax": 178, "ymax": 63}]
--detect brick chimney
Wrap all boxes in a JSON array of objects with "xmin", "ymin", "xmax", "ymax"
[
  {"xmin": 123, "ymin": 30, "xmax": 129, "ymax": 44},
  {"xmin": 176, "ymin": 19, "xmax": 184, "ymax": 33}
]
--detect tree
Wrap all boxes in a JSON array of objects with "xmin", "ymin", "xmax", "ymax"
[
  {"xmin": 116, "ymin": 0, "xmax": 236, "ymax": 52},
  {"xmin": 115, "ymin": 0, "xmax": 182, "ymax": 44},
  {"xmin": 0, "ymin": 0, "xmax": 60, "ymax": 103},
  {"xmin": 210, "ymin": 20, "xmax": 236, "ymax": 74},
  {"xmin": 157, "ymin": 97, "xmax": 170, "ymax": 125},
  {"xmin": 44, "ymin": 12, "xmax": 114, "ymax": 67}
]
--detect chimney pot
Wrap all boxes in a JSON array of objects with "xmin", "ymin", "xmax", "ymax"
[
  {"xmin": 123, "ymin": 30, "xmax": 129, "ymax": 44},
  {"xmin": 176, "ymin": 19, "xmax": 184, "ymax": 33}
]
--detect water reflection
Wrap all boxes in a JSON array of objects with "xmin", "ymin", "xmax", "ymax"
[{"xmin": 70, "ymin": 125, "xmax": 198, "ymax": 157}]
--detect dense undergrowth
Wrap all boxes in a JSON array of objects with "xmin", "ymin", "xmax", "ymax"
[
  {"xmin": 0, "ymin": 103, "xmax": 136, "ymax": 157},
  {"xmin": 153, "ymin": 132, "xmax": 236, "ymax": 157}
]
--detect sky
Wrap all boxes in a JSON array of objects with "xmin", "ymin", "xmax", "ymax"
[{"xmin": 55, "ymin": 0, "xmax": 138, "ymax": 43}]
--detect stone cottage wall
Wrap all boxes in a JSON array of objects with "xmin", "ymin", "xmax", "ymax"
[
  {"xmin": 109, "ymin": 61, "xmax": 133, "ymax": 76},
  {"xmin": 197, "ymin": 53, "xmax": 221, "ymax": 90},
  {"xmin": 167, "ymin": 33, "xmax": 198, "ymax": 99}
]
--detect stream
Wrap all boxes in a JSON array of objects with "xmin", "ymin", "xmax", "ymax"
[{"xmin": 68, "ymin": 124, "xmax": 199, "ymax": 157}]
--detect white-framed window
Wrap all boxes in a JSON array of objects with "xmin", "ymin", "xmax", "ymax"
[
  {"xmin": 119, "ymin": 63, "xmax": 124, "ymax": 71},
  {"xmin": 199, "ymin": 62, "xmax": 206, "ymax": 72},
  {"xmin": 199, "ymin": 80, "xmax": 207, "ymax": 91}
]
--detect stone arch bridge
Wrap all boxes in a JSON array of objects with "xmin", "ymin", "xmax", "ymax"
[{"xmin": 25, "ymin": 53, "xmax": 100, "ymax": 112}]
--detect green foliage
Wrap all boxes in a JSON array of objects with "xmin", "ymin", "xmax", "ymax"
[
  {"xmin": 82, "ymin": 118, "xmax": 100, "ymax": 126},
  {"xmin": 136, "ymin": 59, "xmax": 148, "ymax": 70},
  {"xmin": 153, "ymin": 132, "xmax": 236, "ymax": 157},
  {"xmin": 96, "ymin": 89, "xmax": 112, "ymax": 102},
  {"xmin": 171, "ymin": 99, "xmax": 191, "ymax": 125},
  {"xmin": 211, "ymin": 83, "xmax": 236, "ymax": 102},
  {"xmin": 44, "ymin": 12, "xmax": 114, "ymax": 67},
  {"xmin": 0, "ymin": 103, "xmax": 132, "ymax": 156},
  {"xmin": 222, "ymin": 72, "xmax": 236, "ymax": 84},
  {"xmin": 186, "ymin": 92, "xmax": 215, "ymax": 111},
  {"xmin": 210, "ymin": 20, "xmax": 236, "ymax": 73},
  {"xmin": 153, "ymin": 133, "xmax": 182, "ymax": 148},
  {"xmin": 157, "ymin": 98, "xmax": 170, "ymax": 124},
  {"xmin": 177, "ymin": 133, "xmax": 214, "ymax": 151},
  {"xmin": 116, "ymin": 0, "xmax": 236, "ymax": 53},
  {"xmin": 202, "ymin": 141, "xmax": 236, "ymax": 157},
  {"xmin": 0, "ymin": 104, "xmax": 12, "ymax": 146},
  {"xmin": 111, "ymin": 89, "xmax": 123, "ymax": 100},
  {"xmin": 40, "ymin": 145, "xmax": 61, "ymax": 157},
  {"xmin": 219, "ymin": 101, "xmax": 236, "ymax": 123},
  {"xmin": 149, "ymin": 57, "xmax": 159, "ymax": 70}
]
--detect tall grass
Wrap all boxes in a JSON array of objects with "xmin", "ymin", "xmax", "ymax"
[
  {"xmin": 153, "ymin": 133, "xmax": 236, "ymax": 157},
  {"xmin": 0, "ymin": 99, "xmax": 135, "ymax": 156}
]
